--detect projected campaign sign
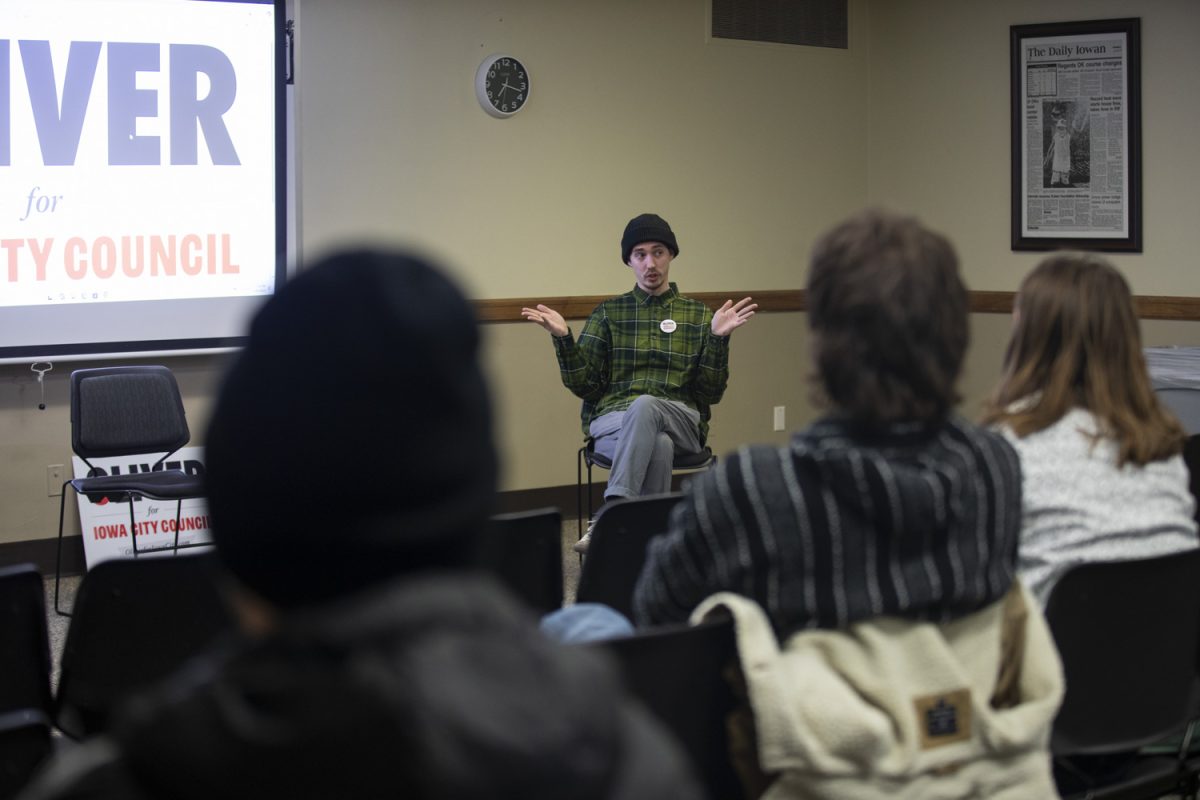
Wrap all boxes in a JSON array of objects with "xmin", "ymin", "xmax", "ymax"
[{"xmin": 0, "ymin": 0, "xmax": 283, "ymax": 361}]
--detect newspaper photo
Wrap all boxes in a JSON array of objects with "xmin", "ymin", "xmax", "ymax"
[{"xmin": 1011, "ymin": 19, "xmax": 1141, "ymax": 251}]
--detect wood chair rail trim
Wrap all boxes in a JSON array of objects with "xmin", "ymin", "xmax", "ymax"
[{"xmin": 476, "ymin": 291, "xmax": 1200, "ymax": 322}]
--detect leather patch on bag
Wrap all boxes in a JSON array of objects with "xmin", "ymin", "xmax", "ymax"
[{"xmin": 914, "ymin": 688, "xmax": 972, "ymax": 749}]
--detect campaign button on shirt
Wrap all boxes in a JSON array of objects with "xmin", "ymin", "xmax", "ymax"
[{"xmin": 660, "ymin": 319, "xmax": 677, "ymax": 334}]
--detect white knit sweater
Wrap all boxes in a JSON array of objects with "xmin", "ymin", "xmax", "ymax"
[{"xmin": 999, "ymin": 407, "xmax": 1199, "ymax": 605}]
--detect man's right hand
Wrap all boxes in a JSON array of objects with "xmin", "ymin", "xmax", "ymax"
[{"xmin": 521, "ymin": 304, "xmax": 569, "ymax": 337}]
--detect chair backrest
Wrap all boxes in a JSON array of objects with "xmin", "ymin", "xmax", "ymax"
[
  {"xmin": 0, "ymin": 709, "xmax": 53, "ymax": 800},
  {"xmin": 1156, "ymin": 388, "xmax": 1200, "ymax": 436},
  {"xmin": 54, "ymin": 553, "xmax": 234, "ymax": 739},
  {"xmin": 0, "ymin": 564, "xmax": 52, "ymax": 718},
  {"xmin": 1183, "ymin": 434, "xmax": 1200, "ymax": 526},
  {"xmin": 576, "ymin": 493, "xmax": 682, "ymax": 620},
  {"xmin": 594, "ymin": 618, "xmax": 743, "ymax": 799},
  {"xmin": 480, "ymin": 507, "xmax": 564, "ymax": 614},
  {"xmin": 1044, "ymin": 548, "xmax": 1200, "ymax": 756},
  {"xmin": 0, "ymin": 564, "xmax": 54, "ymax": 799},
  {"xmin": 71, "ymin": 366, "xmax": 191, "ymax": 463}
]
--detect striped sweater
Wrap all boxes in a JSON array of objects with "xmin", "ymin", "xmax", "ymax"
[{"xmin": 633, "ymin": 415, "xmax": 1023, "ymax": 639}]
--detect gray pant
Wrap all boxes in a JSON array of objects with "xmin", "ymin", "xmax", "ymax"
[{"xmin": 590, "ymin": 395, "xmax": 702, "ymax": 501}]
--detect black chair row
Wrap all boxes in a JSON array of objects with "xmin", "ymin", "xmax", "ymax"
[
  {"xmin": 0, "ymin": 507, "xmax": 569, "ymax": 795},
  {"xmin": 0, "ymin": 556, "xmax": 276, "ymax": 795},
  {"xmin": 575, "ymin": 495, "xmax": 1200, "ymax": 800},
  {"xmin": 15, "ymin": 486, "xmax": 1200, "ymax": 799},
  {"xmin": 32, "ymin": 506, "xmax": 575, "ymax": 736},
  {"xmin": 0, "ymin": 564, "xmax": 53, "ymax": 800}
]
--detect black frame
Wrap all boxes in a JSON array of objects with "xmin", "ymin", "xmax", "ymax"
[
  {"xmin": 1010, "ymin": 18, "xmax": 1141, "ymax": 252},
  {"xmin": 0, "ymin": 0, "xmax": 288, "ymax": 363}
]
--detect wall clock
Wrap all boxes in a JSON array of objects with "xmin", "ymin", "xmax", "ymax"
[{"xmin": 475, "ymin": 54, "xmax": 530, "ymax": 118}]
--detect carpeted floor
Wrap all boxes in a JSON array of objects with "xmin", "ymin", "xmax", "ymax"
[{"xmin": 42, "ymin": 575, "xmax": 76, "ymax": 693}]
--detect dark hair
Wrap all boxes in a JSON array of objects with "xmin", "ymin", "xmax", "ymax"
[
  {"xmin": 982, "ymin": 252, "xmax": 1184, "ymax": 466},
  {"xmin": 807, "ymin": 208, "xmax": 968, "ymax": 425}
]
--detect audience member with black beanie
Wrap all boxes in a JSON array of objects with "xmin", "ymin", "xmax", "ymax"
[
  {"xmin": 522, "ymin": 213, "xmax": 757, "ymax": 552},
  {"xmin": 21, "ymin": 249, "xmax": 702, "ymax": 800}
]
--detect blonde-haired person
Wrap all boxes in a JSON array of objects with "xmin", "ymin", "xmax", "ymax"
[{"xmin": 984, "ymin": 253, "xmax": 1198, "ymax": 606}]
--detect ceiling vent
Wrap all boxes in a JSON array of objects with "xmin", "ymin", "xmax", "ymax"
[{"xmin": 711, "ymin": 0, "xmax": 848, "ymax": 49}]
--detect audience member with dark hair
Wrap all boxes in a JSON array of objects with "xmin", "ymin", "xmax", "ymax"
[
  {"xmin": 633, "ymin": 209, "xmax": 1063, "ymax": 798},
  {"xmin": 522, "ymin": 213, "xmax": 756, "ymax": 552},
  {"xmin": 22, "ymin": 250, "xmax": 701, "ymax": 800},
  {"xmin": 983, "ymin": 252, "xmax": 1199, "ymax": 605}
]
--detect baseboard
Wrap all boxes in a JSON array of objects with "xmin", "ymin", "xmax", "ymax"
[
  {"xmin": 3, "ymin": 476, "xmax": 697, "ymax": 577},
  {"xmin": 493, "ymin": 473, "xmax": 695, "ymax": 519},
  {"xmin": 492, "ymin": 483, "xmax": 604, "ymax": 520},
  {"xmin": 1, "ymin": 535, "xmax": 85, "ymax": 578},
  {"xmin": 3, "ymin": 483, "xmax": 608, "ymax": 577}
]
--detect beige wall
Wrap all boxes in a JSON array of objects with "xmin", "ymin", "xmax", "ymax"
[
  {"xmin": 866, "ymin": 0, "xmax": 1200, "ymax": 297},
  {"xmin": 282, "ymin": 0, "xmax": 866, "ymax": 495},
  {"xmin": 866, "ymin": 0, "xmax": 1200, "ymax": 416},
  {"xmin": 292, "ymin": 0, "xmax": 871, "ymax": 297},
  {"xmin": 2, "ymin": 0, "xmax": 1197, "ymax": 548}
]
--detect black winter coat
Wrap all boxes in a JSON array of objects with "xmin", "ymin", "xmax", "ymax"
[{"xmin": 23, "ymin": 574, "xmax": 702, "ymax": 800}]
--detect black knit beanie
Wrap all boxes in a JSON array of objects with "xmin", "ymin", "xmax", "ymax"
[
  {"xmin": 204, "ymin": 249, "xmax": 497, "ymax": 610},
  {"xmin": 620, "ymin": 213, "xmax": 679, "ymax": 265}
]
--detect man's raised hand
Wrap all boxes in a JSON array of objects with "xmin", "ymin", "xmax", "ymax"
[
  {"xmin": 521, "ymin": 304, "xmax": 569, "ymax": 337},
  {"xmin": 711, "ymin": 297, "xmax": 757, "ymax": 337}
]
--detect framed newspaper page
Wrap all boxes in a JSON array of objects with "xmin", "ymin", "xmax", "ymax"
[{"xmin": 1010, "ymin": 18, "xmax": 1141, "ymax": 252}]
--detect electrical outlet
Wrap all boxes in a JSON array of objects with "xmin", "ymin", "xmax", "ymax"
[
  {"xmin": 773, "ymin": 406, "xmax": 786, "ymax": 432},
  {"xmin": 47, "ymin": 464, "xmax": 64, "ymax": 496}
]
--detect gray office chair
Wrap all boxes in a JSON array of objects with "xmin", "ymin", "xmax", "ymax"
[{"xmin": 54, "ymin": 366, "xmax": 207, "ymax": 615}]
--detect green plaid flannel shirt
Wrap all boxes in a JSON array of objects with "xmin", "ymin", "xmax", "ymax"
[{"xmin": 552, "ymin": 283, "xmax": 730, "ymax": 444}]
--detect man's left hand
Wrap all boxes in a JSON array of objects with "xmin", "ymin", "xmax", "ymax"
[{"xmin": 711, "ymin": 297, "xmax": 757, "ymax": 337}]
